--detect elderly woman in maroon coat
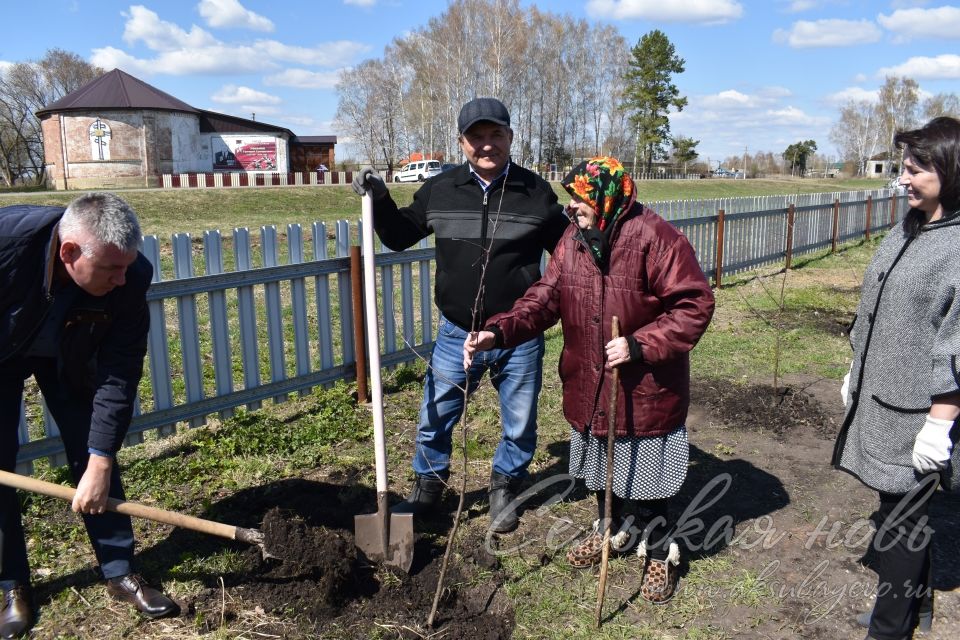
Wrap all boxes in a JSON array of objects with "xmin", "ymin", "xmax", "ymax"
[{"xmin": 464, "ymin": 156, "xmax": 714, "ymax": 602}]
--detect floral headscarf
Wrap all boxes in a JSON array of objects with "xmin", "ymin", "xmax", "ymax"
[{"xmin": 560, "ymin": 156, "xmax": 636, "ymax": 233}]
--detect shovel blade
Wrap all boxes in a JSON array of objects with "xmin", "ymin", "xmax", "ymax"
[{"xmin": 354, "ymin": 511, "xmax": 414, "ymax": 572}]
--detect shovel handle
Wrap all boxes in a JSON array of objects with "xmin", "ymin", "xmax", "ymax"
[
  {"xmin": 361, "ymin": 191, "xmax": 388, "ymax": 494},
  {"xmin": 0, "ymin": 469, "xmax": 246, "ymax": 542}
]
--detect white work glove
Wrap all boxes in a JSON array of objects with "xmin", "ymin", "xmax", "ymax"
[
  {"xmin": 840, "ymin": 370, "xmax": 851, "ymax": 407},
  {"xmin": 912, "ymin": 415, "xmax": 955, "ymax": 474}
]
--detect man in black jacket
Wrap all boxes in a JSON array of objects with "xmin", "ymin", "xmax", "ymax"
[
  {"xmin": 0, "ymin": 194, "xmax": 178, "ymax": 638},
  {"xmin": 352, "ymin": 98, "xmax": 567, "ymax": 532}
]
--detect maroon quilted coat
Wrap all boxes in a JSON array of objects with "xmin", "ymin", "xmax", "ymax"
[{"xmin": 486, "ymin": 203, "xmax": 714, "ymax": 438}]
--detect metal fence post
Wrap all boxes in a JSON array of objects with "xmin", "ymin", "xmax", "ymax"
[
  {"xmin": 889, "ymin": 192, "xmax": 896, "ymax": 228},
  {"xmin": 785, "ymin": 204, "xmax": 795, "ymax": 270},
  {"xmin": 714, "ymin": 209, "xmax": 725, "ymax": 288},
  {"xmin": 865, "ymin": 196, "xmax": 873, "ymax": 241},
  {"xmin": 831, "ymin": 199, "xmax": 840, "ymax": 253}
]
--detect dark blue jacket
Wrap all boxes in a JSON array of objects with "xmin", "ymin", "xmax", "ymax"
[
  {"xmin": 0, "ymin": 205, "xmax": 152, "ymax": 454},
  {"xmin": 372, "ymin": 162, "xmax": 568, "ymax": 331}
]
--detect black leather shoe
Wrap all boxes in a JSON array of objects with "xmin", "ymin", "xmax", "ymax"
[
  {"xmin": 391, "ymin": 474, "xmax": 446, "ymax": 515},
  {"xmin": 488, "ymin": 472, "xmax": 521, "ymax": 533},
  {"xmin": 0, "ymin": 585, "xmax": 33, "ymax": 639},
  {"xmin": 106, "ymin": 574, "xmax": 179, "ymax": 619}
]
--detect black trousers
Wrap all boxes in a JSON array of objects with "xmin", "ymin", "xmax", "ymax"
[
  {"xmin": 594, "ymin": 491, "xmax": 671, "ymax": 560},
  {"xmin": 868, "ymin": 477, "xmax": 937, "ymax": 640},
  {"xmin": 0, "ymin": 357, "xmax": 134, "ymax": 589}
]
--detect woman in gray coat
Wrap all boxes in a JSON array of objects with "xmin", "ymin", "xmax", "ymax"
[{"xmin": 832, "ymin": 116, "xmax": 960, "ymax": 640}]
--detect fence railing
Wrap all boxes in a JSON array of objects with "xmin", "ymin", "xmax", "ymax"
[
  {"xmin": 160, "ymin": 171, "xmax": 354, "ymax": 188},
  {"xmin": 15, "ymin": 190, "xmax": 907, "ymax": 471},
  {"xmin": 161, "ymin": 169, "xmax": 709, "ymax": 189}
]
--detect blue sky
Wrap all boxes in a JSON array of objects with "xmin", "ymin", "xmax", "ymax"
[{"xmin": 3, "ymin": 0, "xmax": 958, "ymax": 165}]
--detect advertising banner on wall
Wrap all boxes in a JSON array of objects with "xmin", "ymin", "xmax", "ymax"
[{"xmin": 212, "ymin": 135, "xmax": 278, "ymax": 172}]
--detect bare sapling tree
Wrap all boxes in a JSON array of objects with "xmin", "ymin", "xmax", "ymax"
[
  {"xmin": 735, "ymin": 203, "xmax": 799, "ymax": 399},
  {"xmin": 426, "ymin": 187, "xmax": 508, "ymax": 627},
  {"xmin": 736, "ymin": 266, "xmax": 789, "ymax": 398}
]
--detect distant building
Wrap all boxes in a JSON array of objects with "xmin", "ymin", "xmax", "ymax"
[
  {"xmin": 866, "ymin": 152, "xmax": 898, "ymax": 179},
  {"xmin": 37, "ymin": 69, "xmax": 336, "ymax": 190}
]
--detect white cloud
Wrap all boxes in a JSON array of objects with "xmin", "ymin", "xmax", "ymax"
[
  {"xmin": 264, "ymin": 68, "xmax": 344, "ymax": 89},
  {"xmin": 758, "ymin": 86, "xmax": 793, "ymax": 99},
  {"xmin": 90, "ymin": 47, "xmax": 153, "ymax": 75},
  {"xmin": 696, "ymin": 88, "xmax": 789, "ymax": 111},
  {"xmin": 92, "ymin": 44, "xmax": 273, "ymax": 75},
  {"xmin": 97, "ymin": 7, "xmax": 369, "ymax": 76},
  {"xmin": 700, "ymin": 90, "xmax": 754, "ymax": 108},
  {"xmin": 256, "ymin": 40, "xmax": 369, "ymax": 67},
  {"xmin": 824, "ymin": 87, "xmax": 879, "ymax": 105},
  {"xmin": 211, "ymin": 84, "xmax": 281, "ymax": 105},
  {"xmin": 878, "ymin": 54, "xmax": 960, "ymax": 79},
  {"xmin": 344, "ymin": 0, "xmax": 377, "ymax": 6},
  {"xmin": 784, "ymin": 0, "xmax": 818, "ymax": 12},
  {"xmin": 0, "ymin": 60, "xmax": 13, "ymax": 73},
  {"xmin": 122, "ymin": 5, "xmax": 216, "ymax": 51},
  {"xmin": 773, "ymin": 19, "xmax": 882, "ymax": 48},
  {"xmin": 585, "ymin": 0, "xmax": 743, "ymax": 24},
  {"xmin": 765, "ymin": 105, "xmax": 823, "ymax": 126},
  {"xmin": 852, "ymin": 73, "xmax": 868, "ymax": 84},
  {"xmin": 672, "ymin": 87, "xmax": 833, "ymax": 161},
  {"xmin": 877, "ymin": 7, "xmax": 960, "ymax": 41},
  {"xmin": 198, "ymin": 0, "xmax": 274, "ymax": 32}
]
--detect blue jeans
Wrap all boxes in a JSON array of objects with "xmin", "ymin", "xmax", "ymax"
[
  {"xmin": 1, "ymin": 357, "xmax": 134, "ymax": 589},
  {"xmin": 412, "ymin": 316, "xmax": 544, "ymax": 480}
]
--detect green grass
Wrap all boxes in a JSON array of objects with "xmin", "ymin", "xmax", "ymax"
[
  {"xmin": 115, "ymin": 381, "xmax": 372, "ymax": 512},
  {"xmin": 690, "ymin": 237, "xmax": 879, "ymax": 383}
]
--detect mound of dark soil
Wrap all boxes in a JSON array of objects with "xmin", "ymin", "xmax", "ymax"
[
  {"xmin": 693, "ymin": 378, "xmax": 839, "ymax": 438},
  {"xmin": 189, "ymin": 481, "xmax": 514, "ymax": 638}
]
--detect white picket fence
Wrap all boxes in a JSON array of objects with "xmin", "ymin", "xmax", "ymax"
[{"xmin": 15, "ymin": 189, "xmax": 906, "ymax": 471}]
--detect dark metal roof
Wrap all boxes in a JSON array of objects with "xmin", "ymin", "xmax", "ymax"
[
  {"xmin": 198, "ymin": 109, "xmax": 294, "ymax": 137},
  {"xmin": 292, "ymin": 135, "xmax": 338, "ymax": 144},
  {"xmin": 36, "ymin": 68, "xmax": 333, "ymax": 142},
  {"xmin": 36, "ymin": 68, "xmax": 198, "ymax": 116}
]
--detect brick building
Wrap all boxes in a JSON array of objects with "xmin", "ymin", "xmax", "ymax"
[{"xmin": 37, "ymin": 69, "xmax": 336, "ymax": 190}]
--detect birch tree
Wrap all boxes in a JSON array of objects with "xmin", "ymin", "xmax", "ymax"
[
  {"xmin": 876, "ymin": 76, "xmax": 919, "ymax": 173},
  {"xmin": 922, "ymin": 93, "xmax": 960, "ymax": 120},
  {"xmin": 334, "ymin": 59, "xmax": 408, "ymax": 171},
  {"xmin": 335, "ymin": 0, "xmax": 631, "ymax": 173},
  {"xmin": 830, "ymin": 100, "xmax": 881, "ymax": 176}
]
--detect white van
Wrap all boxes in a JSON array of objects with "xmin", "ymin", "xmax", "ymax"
[{"xmin": 393, "ymin": 160, "xmax": 442, "ymax": 183}]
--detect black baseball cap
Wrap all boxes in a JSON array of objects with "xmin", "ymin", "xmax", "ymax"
[{"xmin": 457, "ymin": 97, "xmax": 510, "ymax": 134}]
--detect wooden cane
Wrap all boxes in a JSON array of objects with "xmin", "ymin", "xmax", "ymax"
[{"xmin": 595, "ymin": 315, "xmax": 620, "ymax": 628}]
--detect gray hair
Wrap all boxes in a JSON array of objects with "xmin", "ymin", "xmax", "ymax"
[{"xmin": 58, "ymin": 192, "xmax": 142, "ymax": 255}]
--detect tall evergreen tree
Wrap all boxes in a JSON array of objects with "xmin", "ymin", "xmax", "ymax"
[
  {"xmin": 622, "ymin": 30, "xmax": 687, "ymax": 174},
  {"xmin": 669, "ymin": 135, "xmax": 699, "ymax": 174},
  {"xmin": 783, "ymin": 140, "xmax": 817, "ymax": 176}
]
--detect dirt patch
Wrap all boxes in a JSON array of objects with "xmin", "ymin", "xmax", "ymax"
[
  {"xmin": 694, "ymin": 376, "xmax": 840, "ymax": 438},
  {"xmin": 680, "ymin": 377, "xmax": 960, "ymax": 639},
  {"xmin": 187, "ymin": 482, "xmax": 514, "ymax": 639}
]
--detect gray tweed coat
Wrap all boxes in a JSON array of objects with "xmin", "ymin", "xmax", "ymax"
[{"xmin": 832, "ymin": 211, "xmax": 960, "ymax": 494}]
